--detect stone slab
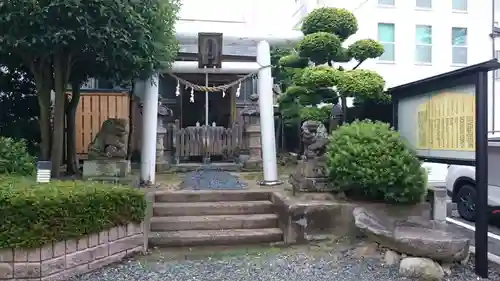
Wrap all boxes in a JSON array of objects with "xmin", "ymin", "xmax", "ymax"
[{"xmin": 82, "ymin": 159, "xmax": 131, "ymax": 178}]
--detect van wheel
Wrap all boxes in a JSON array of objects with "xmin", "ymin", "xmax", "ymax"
[{"xmin": 456, "ymin": 184, "xmax": 477, "ymax": 222}]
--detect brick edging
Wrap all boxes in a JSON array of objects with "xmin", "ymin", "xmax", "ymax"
[{"xmin": 0, "ymin": 222, "xmax": 144, "ymax": 281}]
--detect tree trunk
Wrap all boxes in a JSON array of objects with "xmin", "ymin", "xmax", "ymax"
[
  {"xmin": 341, "ymin": 96, "xmax": 348, "ymax": 123},
  {"xmin": 50, "ymin": 55, "xmax": 71, "ymax": 177},
  {"xmin": 36, "ymin": 87, "xmax": 51, "ymax": 160},
  {"xmin": 65, "ymin": 80, "xmax": 81, "ymax": 175},
  {"xmin": 33, "ymin": 64, "xmax": 53, "ymax": 161}
]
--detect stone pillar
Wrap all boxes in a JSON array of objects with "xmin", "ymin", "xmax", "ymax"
[
  {"xmin": 155, "ymin": 103, "xmax": 173, "ymax": 172},
  {"xmin": 257, "ymin": 40, "xmax": 281, "ymax": 186},
  {"xmin": 241, "ymin": 96, "xmax": 262, "ymax": 170},
  {"xmin": 140, "ymin": 73, "xmax": 159, "ymax": 186}
]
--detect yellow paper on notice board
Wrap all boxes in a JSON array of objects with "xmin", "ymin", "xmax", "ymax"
[{"xmin": 416, "ymin": 92, "xmax": 475, "ymax": 151}]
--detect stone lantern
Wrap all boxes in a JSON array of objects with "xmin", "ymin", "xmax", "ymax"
[
  {"xmin": 240, "ymin": 93, "xmax": 262, "ymax": 170},
  {"xmin": 329, "ymin": 103, "xmax": 343, "ymax": 133}
]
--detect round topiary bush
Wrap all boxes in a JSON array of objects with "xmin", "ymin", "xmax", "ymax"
[
  {"xmin": 301, "ymin": 7, "xmax": 358, "ymax": 40},
  {"xmin": 0, "ymin": 136, "xmax": 35, "ymax": 176},
  {"xmin": 325, "ymin": 120, "xmax": 427, "ymax": 204}
]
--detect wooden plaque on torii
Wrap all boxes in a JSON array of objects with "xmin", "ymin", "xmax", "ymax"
[{"xmin": 198, "ymin": 32, "xmax": 223, "ymax": 69}]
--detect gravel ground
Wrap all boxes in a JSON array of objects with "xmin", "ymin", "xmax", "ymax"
[{"xmin": 70, "ymin": 245, "xmax": 500, "ymax": 281}]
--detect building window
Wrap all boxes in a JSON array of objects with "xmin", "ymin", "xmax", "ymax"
[
  {"xmin": 415, "ymin": 25, "xmax": 432, "ymax": 63},
  {"xmin": 452, "ymin": 0, "xmax": 467, "ymax": 11},
  {"xmin": 451, "ymin": 27, "xmax": 467, "ymax": 65},
  {"xmin": 378, "ymin": 0, "xmax": 395, "ymax": 5},
  {"xmin": 416, "ymin": 0, "xmax": 432, "ymax": 8},
  {"xmin": 378, "ymin": 23, "xmax": 395, "ymax": 61}
]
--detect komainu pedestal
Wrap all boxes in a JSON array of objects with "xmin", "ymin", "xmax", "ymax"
[
  {"xmin": 83, "ymin": 118, "xmax": 131, "ymax": 180},
  {"xmin": 289, "ymin": 120, "xmax": 333, "ymax": 192}
]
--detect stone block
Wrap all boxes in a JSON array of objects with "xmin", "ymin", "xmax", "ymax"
[
  {"xmin": 90, "ymin": 244, "xmax": 108, "ymax": 260},
  {"xmin": 40, "ymin": 244, "xmax": 54, "ymax": 261},
  {"xmin": 109, "ymin": 235, "xmax": 142, "ymax": 255},
  {"xmin": 117, "ymin": 225, "xmax": 127, "ymax": 239},
  {"xmin": 88, "ymin": 234, "xmax": 99, "ymax": 248},
  {"xmin": 27, "ymin": 248, "xmax": 41, "ymax": 262},
  {"xmin": 77, "ymin": 238, "xmax": 88, "ymax": 251},
  {"xmin": 14, "ymin": 249, "xmax": 28, "ymax": 262},
  {"xmin": 289, "ymin": 158, "xmax": 334, "ymax": 192},
  {"xmin": 52, "ymin": 242, "xmax": 66, "ymax": 257},
  {"xmin": 41, "ymin": 256, "xmax": 65, "ymax": 276},
  {"xmin": 41, "ymin": 264, "xmax": 89, "ymax": 281},
  {"xmin": 0, "ymin": 263, "xmax": 13, "ymax": 278},
  {"xmin": 65, "ymin": 240, "xmax": 77, "ymax": 254},
  {"xmin": 14, "ymin": 262, "xmax": 41, "ymax": 278},
  {"xmin": 88, "ymin": 252, "xmax": 126, "ymax": 271},
  {"xmin": 66, "ymin": 249, "xmax": 91, "ymax": 269},
  {"xmin": 98, "ymin": 230, "xmax": 109, "ymax": 244},
  {"xmin": 108, "ymin": 227, "xmax": 119, "ymax": 241},
  {"xmin": 0, "ymin": 249, "xmax": 13, "ymax": 262},
  {"xmin": 82, "ymin": 159, "xmax": 131, "ymax": 178}
]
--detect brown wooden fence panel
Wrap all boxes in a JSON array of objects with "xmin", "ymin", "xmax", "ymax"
[
  {"xmin": 172, "ymin": 120, "xmax": 243, "ymax": 163},
  {"xmin": 72, "ymin": 92, "xmax": 130, "ymax": 158}
]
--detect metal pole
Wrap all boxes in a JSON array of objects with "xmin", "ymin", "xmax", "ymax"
[
  {"xmin": 205, "ymin": 71, "xmax": 209, "ymax": 126},
  {"xmin": 492, "ymin": 0, "xmax": 496, "ymax": 134},
  {"xmin": 475, "ymin": 70, "xmax": 489, "ymax": 279}
]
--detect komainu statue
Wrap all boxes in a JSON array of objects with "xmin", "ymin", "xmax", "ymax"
[
  {"xmin": 301, "ymin": 120, "xmax": 328, "ymax": 159},
  {"xmin": 289, "ymin": 120, "xmax": 332, "ymax": 192},
  {"xmin": 87, "ymin": 118, "xmax": 129, "ymax": 159}
]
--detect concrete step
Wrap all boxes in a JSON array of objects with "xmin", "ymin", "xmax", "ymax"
[
  {"xmin": 149, "ymin": 228, "xmax": 283, "ymax": 247},
  {"xmin": 150, "ymin": 214, "xmax": 278, "ymax": 231},
  {"xmin": 154, "ymin": 190, "xmax": 271, "ymax": 203},
  {"xmin": 153, "ymin": 201, "xmax": 274, "ymax": 216}
]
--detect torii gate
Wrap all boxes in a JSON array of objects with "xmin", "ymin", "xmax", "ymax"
[{"xmin": 137, "ymin": 29, "xmax": 303, "ymax": 186}]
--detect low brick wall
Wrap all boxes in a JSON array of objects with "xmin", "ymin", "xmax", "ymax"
[{"xmin": 0, "ymin": 223, "xmax": 144, "ymax": 281}]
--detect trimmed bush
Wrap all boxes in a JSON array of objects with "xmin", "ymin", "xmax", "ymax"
[
  {"xmin": 0, "ymin": 136, "xmax": 35, "ymax": 176},
  {"xmin": 0, "ymin": 177, "xmax": 146, "ymax": 249},
  {"xmin": 325, "ymin": 120, "xmax": 427, "ymax": 204}
]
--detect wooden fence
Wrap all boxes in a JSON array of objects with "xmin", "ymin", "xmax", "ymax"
[
  {"xmin": 172, "ymin": 120, "xmax": 243, "ymax": 163},
  {"xmin": 72, "ymin": 91, "xmax": 130, "ymax": 157}
]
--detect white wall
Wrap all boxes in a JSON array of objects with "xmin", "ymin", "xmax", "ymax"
[{"xmin": 176, "ymin": 0, "xmax": 294, "ymax": 34}]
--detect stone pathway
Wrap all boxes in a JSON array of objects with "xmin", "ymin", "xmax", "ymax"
[
  {"xmin": 69, "ymin": 242, "xmax": 499, "ymax": 281},
  {"xmin": 179, "ymin": 169, "xmax": 248, "ymax": 190}
]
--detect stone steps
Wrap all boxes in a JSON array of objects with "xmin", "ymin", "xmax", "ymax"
[
  {"xmin": 153, "ymin": 201, "xmax": 274, "ymax": 216},
  {"xmin": 149, "ymin": 190, "xmax": 283, "ymax": 246},
  {"xmin": 154, "ymin": 190, "xmax": 271, "ymax": 203},
  {"xmin": 150, "ymin": 214, "xmax": 279, "ymax": 231},
  {"xmin": 149, "ymin": 228, "xmax": 283, "ymax": 247}
]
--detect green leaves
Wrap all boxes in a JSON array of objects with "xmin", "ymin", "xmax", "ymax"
[
  {"xmin": 336, "ymin": 69, "xmax": 387, "ymax": 101},
  {"xmin": 297, "ymin": 32, "xmax": 342, "ymax": 65},
  {"xmin": 296, "ymin": 66, "xmax": 342, "ymax": 88},
  {"xmin": 325, "ymin": 120, "xmax": 427, "ymax": 204},
  {"xmin": 0, "ymin": 137, "xmax": 35, "ymax": 176},
  {"xmin": 301, "ymin": 7, "xmax": 358, "ymax": 40},
  {"xmin": 347, "ymin": 39, "xmax": 384, "ymax": 62},
  {"xmin": 0, "ymin": 177, "xmax": 146, "ymax": 249}
]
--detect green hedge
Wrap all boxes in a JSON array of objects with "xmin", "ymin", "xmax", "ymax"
[{"xmin": 0, "ymin": 176, "xmax": 146, "ymax": 249}]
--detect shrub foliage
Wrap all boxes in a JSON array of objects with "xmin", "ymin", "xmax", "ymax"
[
  {"xmin": 325, "ymin": 120, "xmax": 427, "ymax": 204},
  {"xmin": 0, "ymin": 177, "xmax": 146, "ymax": 249},
  {"xmin": 0, "ymin": 137, "xmax": 35, "ymax": 176}
]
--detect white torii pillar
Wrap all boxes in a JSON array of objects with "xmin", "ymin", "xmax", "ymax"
[
  {"xmin": 256, "ymin": 40, "xmax": 281, "ymax": 185},
  {"xmin": 139, "ymin": 74, "xmax": 159, "ymax": 186}
]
